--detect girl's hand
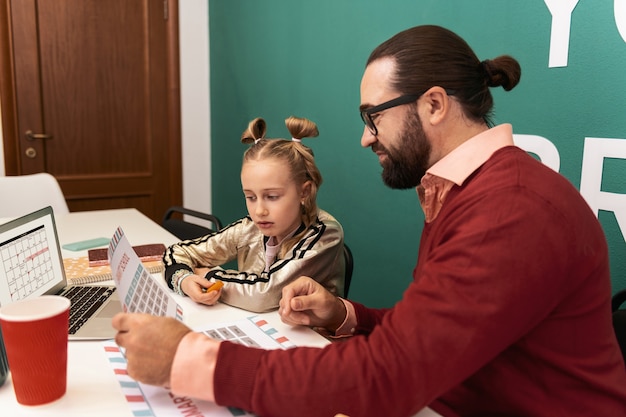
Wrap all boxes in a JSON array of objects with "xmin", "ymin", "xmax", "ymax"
[{"xmin": 181, "ymin": 275, "xmax": 223, "ymax": 306}]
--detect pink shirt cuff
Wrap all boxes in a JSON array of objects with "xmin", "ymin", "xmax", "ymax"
[
  {"xmin": 332, "ymin": 298, "xmax": 357, "ymax": 337},
  {"xmin": 170, "ymin": 332, "xmax": 222, "ymax": 402}
]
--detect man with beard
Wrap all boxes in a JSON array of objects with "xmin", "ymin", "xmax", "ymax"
[{"xmin": 113, "ymin": 25, "xmax": 626, "ymax": 417}]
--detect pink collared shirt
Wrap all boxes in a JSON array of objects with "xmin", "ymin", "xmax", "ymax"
[
  {"xmin": 417, "ymin": 124, "xmax": 514, "ymax": 223},
  {"xmin": 170, "ymin": 332, "xmax": 220, "ymax": 401}
]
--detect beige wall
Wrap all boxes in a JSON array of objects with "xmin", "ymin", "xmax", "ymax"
[{"xmin": 179, "ymin": 0, "xmax": 212, "ymax": 214}]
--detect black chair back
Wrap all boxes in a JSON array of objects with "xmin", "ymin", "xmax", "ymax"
[
  {"xmin": 162, "ymin": 206, "xmax": 223, "ymax": 241},
  {"xmin": 612, "ymin": 289, "xmax": 626, "ymax": 364},
  {"xmin": 343, "ymin": 244, "xmax": 354, "ymax": 298}
]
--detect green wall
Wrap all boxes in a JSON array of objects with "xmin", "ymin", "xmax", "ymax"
[{"xmin": 209, "ymin": 0, "xmax": 626, "ymax": 308}]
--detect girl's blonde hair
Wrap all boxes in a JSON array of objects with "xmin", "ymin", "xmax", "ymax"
[{"xmin": 241, "ymin": 116, "xmax": 322, "ymax": 257}]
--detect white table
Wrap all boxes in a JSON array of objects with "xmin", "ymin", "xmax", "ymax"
[
  {"xmin": 54, "ymin": 208, "xmax": 181, "ymax": 259},
  {"xmin": 0, "ymin": 209, "xmax": 330, "ymax": 416}
]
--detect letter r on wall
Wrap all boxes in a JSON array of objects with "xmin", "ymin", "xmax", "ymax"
[{"xmin": 580, "ymin": 137, "xmax": 626, "ymax": 239}]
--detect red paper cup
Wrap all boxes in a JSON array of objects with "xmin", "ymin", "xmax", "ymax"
[{"xmin": 0, "ymin": 295, "xmax": 70, "ymax": 406}]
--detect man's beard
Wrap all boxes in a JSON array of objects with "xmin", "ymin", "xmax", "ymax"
[{"xmin": 379, "ymin": 111, "xmax": 431, "ymax": 189}]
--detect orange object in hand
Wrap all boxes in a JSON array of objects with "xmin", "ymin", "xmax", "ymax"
[{"xmin": 204, "ymin": 280, "xmax": 224, "ymax": 293}]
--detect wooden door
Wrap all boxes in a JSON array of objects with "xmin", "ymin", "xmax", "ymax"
[{"xmin": 0, "ymin": 0, "xmax": 182, "ymax": 222}]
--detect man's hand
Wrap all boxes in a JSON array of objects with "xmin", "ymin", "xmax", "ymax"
[
  {"xmin": 181, "ymin": 274, "xmax": 222, "ymax": 305},
  {"xmin": 279, "ymin": 276, "xmax": 347, "ymax": 332},
  {"xmin": 112, "ymin": 313, "xmax": 192, "ymax": 386}
]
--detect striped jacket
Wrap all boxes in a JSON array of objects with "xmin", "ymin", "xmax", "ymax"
[{"xmin": 163, "ymin": 209, "xmax": 345, "ymax": 312}]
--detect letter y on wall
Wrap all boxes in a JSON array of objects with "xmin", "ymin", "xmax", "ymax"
[{"xmin": 544, "ymin": 0, "xmax": 580, "ymax": 67}]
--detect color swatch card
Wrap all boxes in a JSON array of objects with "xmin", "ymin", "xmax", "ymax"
[
  {"xmin": 104, "ymin": 315, "xmax": 295, "ymax": 417},
  {"xmin": 108, "ymin": 227, "xmax": 182, "ymax": 320}
]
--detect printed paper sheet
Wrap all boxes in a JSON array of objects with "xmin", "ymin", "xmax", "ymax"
[
  {"xmin": 108, "ymin": 227, "xmax": 182, "ymax": 320},
  {"xmin": 104, "ymin": 315, "xmax": 296, "ymax": 417}
]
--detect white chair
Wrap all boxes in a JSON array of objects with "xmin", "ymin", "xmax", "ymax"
[{"xmin": 0, "ymin": 173, "xmax": 69, "ymax": 218}]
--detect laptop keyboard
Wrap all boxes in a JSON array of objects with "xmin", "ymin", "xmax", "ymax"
[{"xmin": 59, "ymin": 286, "xmax": 116, "ymax": 334}]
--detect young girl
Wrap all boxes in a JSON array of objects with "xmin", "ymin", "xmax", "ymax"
[{"xmin": 163, "ymin": 116, "xmax": 345, "ymax": 313}]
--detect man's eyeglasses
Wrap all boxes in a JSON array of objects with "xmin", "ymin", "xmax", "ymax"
[
  {"xmin": 360, "ymin": 89, "xmax": 455, "ymax": 136},
  {"xmin": 360, "ymin": 93, "xmax": 423, "ymax": 136}
]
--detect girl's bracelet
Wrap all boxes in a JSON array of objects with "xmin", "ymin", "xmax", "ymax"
[{"xmin": 171, "ymin": 269, "xmax": 193, "ymax": 296}]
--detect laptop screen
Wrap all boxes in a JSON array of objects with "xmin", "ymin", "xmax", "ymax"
[{"xmin": 0, "ymin": 206, "xmax": 67, "ymax": 307}]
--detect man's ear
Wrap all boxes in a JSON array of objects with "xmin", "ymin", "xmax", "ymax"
[{"xmin": 421, "ymin": 86, "xmax": 450, "ymax": 126}]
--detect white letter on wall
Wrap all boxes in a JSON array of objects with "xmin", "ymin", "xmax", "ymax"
[
  {"xmin": 616, "ymin": 0, "xmax": 626, "ymax": 42},
  {"xmin": 580, "ymin": 137, "xmax": 626, "ymax": 239},
  {"xmin": 544, "ymin": 0, "xmax": 580, "ymax": 68},
  {"xmin": 513, "ymin": 134, "xmax": 561, "ymax": 172}
]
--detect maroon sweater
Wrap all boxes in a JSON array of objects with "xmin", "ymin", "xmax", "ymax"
[{"xmin": 214, "ymin": 146, "xmax": 626, "ymax": 417}]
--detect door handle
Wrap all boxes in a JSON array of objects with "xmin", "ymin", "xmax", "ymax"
[{"xmin": 25, "ymin": 130, "xmax": 53, "ymax": 141}]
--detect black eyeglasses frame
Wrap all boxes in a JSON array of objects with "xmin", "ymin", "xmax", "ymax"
[
  {"xmin": 360, "ymin": 93, "xmax": 423, "ymax": 136},
  {"xmin": 360, "ymin": 88, "xmax": 455, "ymax": 136}
]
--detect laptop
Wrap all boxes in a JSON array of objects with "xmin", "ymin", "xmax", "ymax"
[{"xmin": 0, "ymin": 206, "xmax": 121, "ymax": 340}]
